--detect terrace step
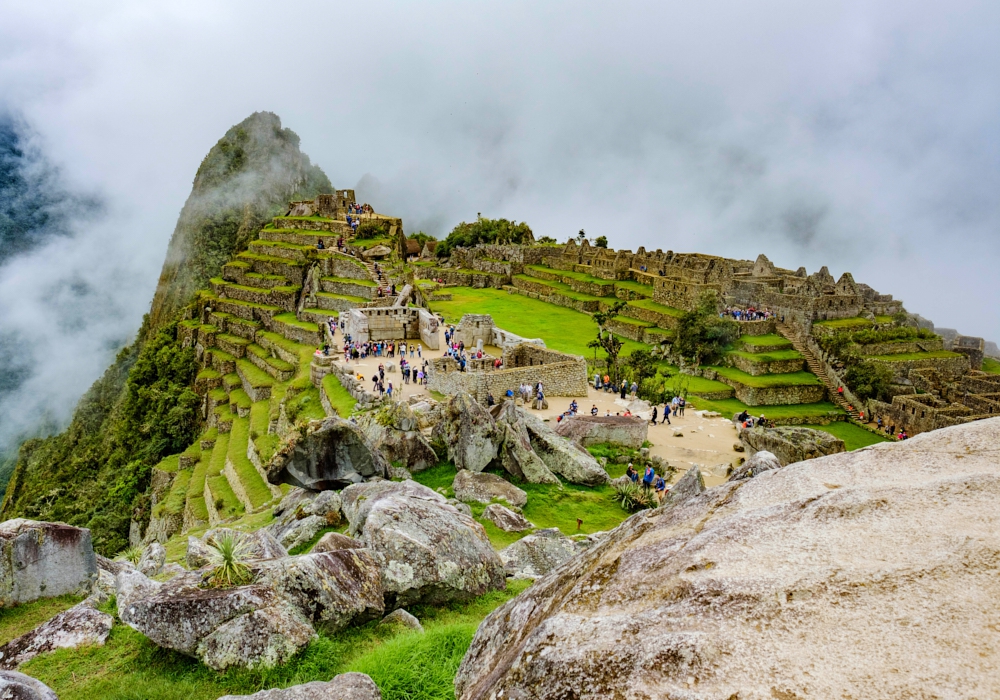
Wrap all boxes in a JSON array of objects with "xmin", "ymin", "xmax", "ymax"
[
  {"xmin": 259, "ymin": 227, "xmax": 344, "ymax": 248},
  {"xmin": 248, "ymin": 240, "xmax": 314, "ymax": 263},
  {"xmin": 777, "ymin": 321, "xmax": 859, "ymax": 419},
  {"xmin": 224, "ymin": 416, "xmax": 276, "ymax": 512},
  {"xmin": 246, "ymin": 343, "xmax": 296, "ymax": 382},
  {"xmin": 210, "ymin": 278, "xmax": 300, "ymax": 312},
  {"xmin": 235, "ymin": 358, "xmax": 274, "ymax": 402},
  {"xmin": 236, "ymin": 252, "xmax": 307, "ymax": 286}
]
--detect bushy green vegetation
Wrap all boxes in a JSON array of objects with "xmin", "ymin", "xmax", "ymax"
[
  {"xmin": 673, "ymin": 292, "xmax": 738, "ymax": 365},
  {"xmin": 817, "ymin": 325, "xmax": 937, "ymax": 356},
  {"xmin": 2, "ymin": 321, "xmax": 200, "ymax": 554},
  {"xmin": 435, "ymin": 215, "xmax": 534, "ymax": 258},
  {"xmin": 804, "ymin": 422, "xmax": 891, "ymax": 451},
  {"xmin": 354, "ymin": 220, "xmax": 389, "ymax": 240},
  {"xmin": 868, "ymin": 350, "xmax": 963, "ymax": 361},
  {"xmin": 23, "ymin": 583, "xmax": 531, "ymax": 700},
  {"xmin": 843, "ymin": 361, "xmax": 895, "ymax": 401}
]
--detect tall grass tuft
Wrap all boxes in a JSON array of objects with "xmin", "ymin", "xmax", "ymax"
[{"xmin": 204, "ymin": 532, "xmax": 253, "ymax": 588}]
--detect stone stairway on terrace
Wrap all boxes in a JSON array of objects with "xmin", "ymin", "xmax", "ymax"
[{"xmin": 776, "ymin": 321, "xmax": 860, "ymax": 420}]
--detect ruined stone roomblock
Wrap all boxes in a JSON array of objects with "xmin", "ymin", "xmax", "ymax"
[
  {"xmin": 739, "ymin": 425, "xmax": 846, "ymax": 466},
  {"xmin": 554, "ymin": 414, "xmax": 648, "ymax": 449},
  {"xmin": 343, "ymin": 307, "xmax": 440, "ymax": 349}
]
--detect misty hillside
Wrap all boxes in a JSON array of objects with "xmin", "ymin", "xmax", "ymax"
[{"xmin": 0, "ymin": 112, "xmax": 331, "ymax": 553}]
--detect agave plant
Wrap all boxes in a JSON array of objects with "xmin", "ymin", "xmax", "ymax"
[
  {"xmin": 117, "ymin": 545, "xmax": 143, "ymax": 565},
  {"xmin": 613, "ymin": 480, "xmax": 657, "ymax": 512},
  {"xmin": 204, "ymin": 532, "xmax": 253, "ymax": 588}
]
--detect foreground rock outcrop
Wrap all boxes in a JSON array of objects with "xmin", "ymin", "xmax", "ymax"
[
  {"xmin": 0, "ymin": 671, "xmax": 57, "ymax": 700},
  {"xmin": 0, "ymin": 598, "xmax": 113, "ymax": 670},
  {"xmin": 490, "ymin": 402, "xmax": 559, "ymax": 484},
  {"xmin": 265, "ymin": 489, "xmax": 342, "ymax": 551},
  {"xmin": 498, "ymin": 529, "xmax": 577, "ymax": 580},
  {"xmin": 554, "ymin": 414, "xmax": 648, "ymax": 449},
  {"xmin": 217, "ymin": 672, "xmax": 382, "ymax": 699},
  {"xmin": 432, "ymin": 393, "xmax": 499, "ymax": 473},
  {"xmin": 455, "ymin": 417, "xmax": 1000, "ymax": 699},
  {"xmin": 452, "ymin": 470, "xmax": 527, "ymax": 508},
  {"xmin": 0, "ymin": 520, "xmax": 97, "ymax": 608},
  {"xmin": 118, "ymin": 546, "xmax": 383, "ymax": 670},
  {"xmin": 341, "ymin": 481, "xmax": 506, "ymax": 606},
  {"xmin": 520, "ymin": 411, "xmax": 609, "ymax": 486},
  {"xmin": 739, "ymin": 424, "xmax": 846, "ymax": 465},
  {"xmin": 355, "ymin": 403, "xmax": 438, "ymax": 472},
  {"xmin": 267, "ymin": 418, "xmax": 389, "ymax": 490}
]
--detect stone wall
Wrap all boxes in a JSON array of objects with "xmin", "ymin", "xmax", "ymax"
[
  {"xmin": 319, "ymin": 278, "xmax": 374, "ymax": 299},
  {"xmin": 319, "ymin": 253, "xmax": 371, "ymax": 281},
  {"xmin": 453, "ymin": 314, "xmax": 495, "ymax": 349},
  {"xmin": 554, "ymin": 415, "xmax": 648, "ymax": 448},
  {"xmin": 342, "ymin": 307, "xmax": 440, "ymax": 349},
  {"xmin": 870, "ymin": 355, "xmax": 970, "ymax": 383},
  {"xmin": 735, "ymin": 319, "xmax": 776, "ymax": 336},
  {"xmin": 507, "ymin": 286, "xmax": 601, "ymax": 313},
  {"xmin": 605, "ymin": 318, "xmax": 650, "ymax": 342},
  {"xmin": 619, "ymin": 304, "xmax": 681, "ymax": 330},
  {"xmin": 851, "ymin": 340, "xmax": 944, "ymax": 356},
  {"xmin": 427, "ymin": 359, "xmax": 589, "ymax": 404},
  {"xmin": 869, "ymin": 394, "xmax": 980, "ymax": 437}
]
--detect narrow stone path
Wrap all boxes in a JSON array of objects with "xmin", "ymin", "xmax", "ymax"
[{"xmin": 776, "ymin": 321, "xmax": 860, "ymax": 420}]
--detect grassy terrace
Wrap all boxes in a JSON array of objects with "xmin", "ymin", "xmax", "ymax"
[
  {"xmin": 250, "ymin": 401, "xmax": 279, "ymax": 466},
  {"xmin": 983, "ymin": 357, "xmax": 1000, "ymax": 374},
  {"xmin": 688, "ymin": 396, "xmax": 844, "ymax": 421},
  {"xmin": 710, "ymin": 366, "xmax": 822, "ymax": 388},
  {"xmin": 153, "ymin": 469, "xmax": 192, "ymax": 519},
  {"xmin": 322, "ymin": 374, "xmax": 357, "ymax": 417},
  {"xmin": 727, "ymin": 349, "xmax": 803, "ymax": 363},
  {"xmin": 250, "ymin": 239, "xmax": 314, "ymax": 252},
  {"xmin": 525, "ymin": 264, "xmax": 614, "ymax": 288},
  {"xmin": 803, "ymin": 422, "xmax": 891, "ymax": 451},
  {"xmin": 740, "ymin": 333, "xmax": 792, "ymax": 348},
  {"xmin": 248, "ymin": 344, "xmax": 296, "ymax": 373},
  {"xmin": 654, "ymin": 363, "xmax": 733, "ymax": 395},
  {"xmin": 153, "ymin": 454, "xmax": 180, "ymax": 473},
  {"xmin": 611, "ymin": 315, "xmax": 653, "ymax": 328},
  {"xmin": 321, "ymin": 275, "xmax": 376, "ymax": 287},
  {"xmin": 237, "ymin": 251, "xmax": 306, "ymax": 267},
  {"xmin": 185, "ymin": 444, "xmax": 212, "ymax": 524},
  {"xmin": 430, "ymin": 286, "xmax": 647, "ymax": 357},
  {"xmin": 869, "ymin": 350, "xmax": 963, "ymax": 361},
  {"xmin": 274, "ymin": 312, "xmax": 318, "ymax": 332},
  {"xmin": 614, "ymin": 279, "xmax": 654, "ymax": 297},
  {"xmin": 207, "ymin": 434, "xmax": 242, "ymax": 519},
  {"xmin": 513, "ymin": 274, "xmax": 603, "ymax": 302},
  {"xmin": 315, "ymin": 291, "xmax": 369, "ymax": 304},
  {"xmin": 236, "ymin": 359, "xmax": 274, "ymax": 389},
  {"xmin": 626, "ymin": 298, "xmax": 684, "ymax": 317},
  {"xmin": 351, "ymin": 236, "xmax": 392, "ymax": 250},
  {"xmin": 813, "ymin": 317, "xmax": 874, "ymax": 330},
  {"xmin": 227, "ymin": 417, "xmax": 273, "ymax": 509}
]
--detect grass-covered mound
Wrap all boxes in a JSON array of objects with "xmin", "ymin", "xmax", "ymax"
[{"xmin": 803, "ymin": 422, "xmax": 892, "ymax": 451}]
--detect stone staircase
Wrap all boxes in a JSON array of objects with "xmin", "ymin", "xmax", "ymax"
[{"xmin": 776, "ymin": 321, "xmax": 860, "ymax": 420}]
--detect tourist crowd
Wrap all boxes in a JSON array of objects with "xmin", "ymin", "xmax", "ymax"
[{"xmin": 721, "ymin": 306, "xmax": 773, "ymax": 321}]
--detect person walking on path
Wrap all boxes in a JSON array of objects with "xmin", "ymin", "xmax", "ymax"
[
  {"xmin": 662, "ymin": 403, "xmax": 671, "ymax": 425},
  {"xmin": 651, "ymin": 406, "xmax": 658, "ymax": 425},
  {"xmin": 620, "ymin": 383, "xmax": 627, "ymax": 400},
  {"xmin": 679, "ymin": 397, "xmax": 686, "ymax": 416}
]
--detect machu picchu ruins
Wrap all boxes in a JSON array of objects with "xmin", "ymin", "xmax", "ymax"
[{"xmin": 0, "ymin": 105, "xmax": 997, "ymax": 699}]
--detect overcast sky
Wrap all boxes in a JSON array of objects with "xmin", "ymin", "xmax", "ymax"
[{"xmin": 0, "ymin": 0, "xmax": 998, "ymax": 443}]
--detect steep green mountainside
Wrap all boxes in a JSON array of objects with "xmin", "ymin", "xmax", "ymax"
[
  {"xmin": 0, "ymin": 113, "xmax": 331, "ymax": 554},
  {"xmin": 148, "ymin": 111, "xmax": 331, "ymax": 330}
]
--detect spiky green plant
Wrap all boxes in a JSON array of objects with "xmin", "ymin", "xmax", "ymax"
[
  {"xmin": 117, "ymin": 546, "xmax": 143, "ymax": 565},
  {"xmin": 204, "ymin": 532, "xmax": 253, "ymax": 588},
  {"xmin": 613, "ymin": 480, "xmax": 656, "ymax": 511}
]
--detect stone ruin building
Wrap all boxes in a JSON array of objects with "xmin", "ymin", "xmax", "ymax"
[
  {"xmin": 343, "ymin": 306, "xmax": 440, "ymax": 349},
  {"xmin": 426, "ymin": 314, "xmax": 589, "ymax": 404}
]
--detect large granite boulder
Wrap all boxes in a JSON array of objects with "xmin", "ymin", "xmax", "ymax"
[
  {"xmin": 217, "ymin": 672, "xmax": 382, "ymax": 699},
  {"xmin": 256, "ymin": 550, "xmax": 384, "ymax": 633},
  {"xmin": 355, "ymin": 403, "xmax": 438, "ymax": 472},
  {"xmin": 740, "ymin": 425, "xmax": 846, "ymax": 465},
  {"xmin": 452, "ymin": 470, "xmax": 527, "ymax": 508},
  {"xmin": 266, "ymin": 489, "xmax": 342, "ymax": 551},
  {"xmin": 455, "ymin": 417, "xmax": 1000, "ymax": 700},
  {"xmin": 729, "ymin": 449, "xmax": 783, "ymax": 481},
  {"xmin": 482, "ymin": 504, "xmax": 533, "ymax": 532},
  {"xmin": 0, "ymin": 520, "xmax": 98, "ymax": 608},
  {"xmin": 137, "ymin": 542, "xmax": 166, "ymax": 577},
  {"xmin": 554, "ymin": 415, "xmax": 648, "ymax": 449},
  {"xmin": 660, "ymin": 465, "xmax": 705, "ymax": 508},
  {"xmin": 432, "ymin": 393, "xmax": 499, "ymax": 472},
  {"xmin": 491, "ymin": 401, "xmax": 559, "ymax": 484},
  {"xmin": 0, "ymin": 599, "xmax": 113, "ymax": 670},
  {"xmin": 118, "ymin": 543, "xmax": 384, "ymax": 669},
  {"xmin": 341, "ymin": 480, "xmax": 506, "ymax": 606},
  {"xmin": 521, "ymin": 411, "xmax": 609, "ymax": 485},
  {"xmin": 267, "ymin": 418, "xmax": 389, "ymax": 490},
  {"xmin": 312, "ymin": 532, "xmax": 366, "ymax": 554},
  {"xmin": 0, "ymin": 671, "xmax": 58, "ymax": 700},
  {"xmin": 498, "ymin": 529, "xmax": 577, "ymax": 580}
]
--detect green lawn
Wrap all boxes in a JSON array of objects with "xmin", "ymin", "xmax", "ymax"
[
  {"xmin": 613, "ymin": 280, "xmax": 654, "ymax": 297},
  {"xmin": 804, "ymin": 422, "xmax": 892, "ymax": 451},
  {"xmin": 868, "ymin": 350, "xmax": 963, "ymax": 361},
  {"xmin": 982, "ymin": 357, "xmax": 1000, "ymax": 374},
  {"xmin": 710, "ymin": 366, "xmax": 822, "ymax": 388},
  {"xmin": 524, "ymin": 264, "xmax": 614, "ymax": 288},
  {"xmin": 653, "ymin": 363, "xmax": 734, "ymax": 396},
  {"xmin": 687, "ymin": 396, "xmax": 845, "ymax": 421},
  {"xmin": 430, "ymin": 286, "xmax": 647, "ymax": 358},
  {"xmin": 274, "ymin": 312, "xmax": 318, "ymax": 332}
]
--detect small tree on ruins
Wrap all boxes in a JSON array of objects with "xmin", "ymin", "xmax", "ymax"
[
  {"xmin": 589, "ymin": 301, "xmax": 628, "ymax": 385},
  {"xmin": 594, "ymin": 235, "xmax": 608, "ymax": 248},
  {"xmin": 674, "ymin": 291, "xmax": 738, "ymax": 367}
]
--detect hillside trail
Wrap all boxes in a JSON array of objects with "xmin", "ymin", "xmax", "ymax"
[{"xmin": 776, "ymin": 320, "xmax": 861, "ymax": 421}]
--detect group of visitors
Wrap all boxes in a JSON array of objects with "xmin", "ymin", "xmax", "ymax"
[
  {"xmin": 509, "ymin": 382, "xmax": 546, "ymax": 410},
  {"xmin": 735, "ymin": 409, "xmax": 772, "ymax": 429},
  {"xmin": 625, "ymin": 462, "xmax": 669, "ymax": 503},
  {"xmin": 399, "ymin": 356, "xmax": 428, "ymax": 386},
  {"xmin": 721, "ymin": 306, "xmax": 773, "ymax": 321},
  {"xmin": 593, "ymin": 373, "xmax": 630, "ymax": 396},
  {"xmin": 874, "ymin": 417, "xmax": 908, "ymax": 440}
]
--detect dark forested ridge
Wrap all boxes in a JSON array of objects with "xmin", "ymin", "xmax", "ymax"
[{"xmin": 1, "ymin": 112, "xmax": 331, "ymax": 553}]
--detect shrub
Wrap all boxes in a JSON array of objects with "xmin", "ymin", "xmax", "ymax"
[
  {"xmin": 354, "ymin": 220, "xmax": 388, "ymax": 240},
  {"xmin": 117, "ymin": 546, "xmax": 143, "ymax": 565},
  {"xmin": 435, "ymin": 215, "xmax": 533, "ymax": 258},
  {"xmin": 843, "ymin": 361, "xmax": 894, "ymax": 402},
  {"xmin": 673, "ymin": 291, "xmax": 738, "ymax": 366}
]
